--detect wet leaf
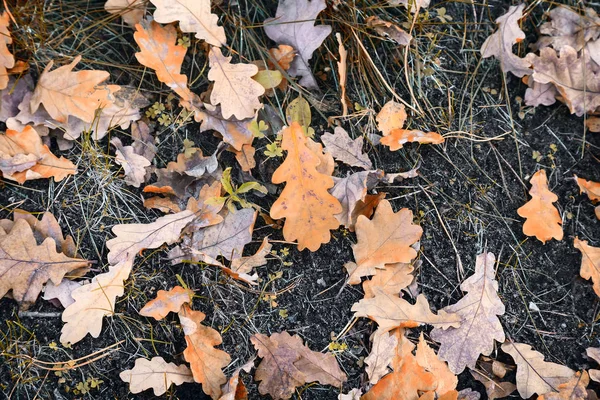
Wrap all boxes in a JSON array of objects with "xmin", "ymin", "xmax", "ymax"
[
  {"xmin": 120, "ymin": 356, "xmax": 193, "ymax": 396},
  {"xmin": 517, "ymin": 170, "xmax": 563, "ymax": 243},
  {"xmin": 270, "ymin": 122, "xmax": 342, "ymax": 251},
  {"xmin": 430, "ymin": 253, "xmax": 505, "ymax": 374},
  {"xmin": 139, "ymin": 286, "xmax": 194, "ymax": 320}
]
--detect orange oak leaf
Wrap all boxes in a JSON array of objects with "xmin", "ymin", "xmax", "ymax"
[
  {"xmin": 30, "ymin": 56, "xmax": 116, "ymax": 124},
  {"xmin": 268, "ymin": 45, "xmax": 296, "ymax": 71},
  {"xmin": 270, "ymin": 122, "xmax": 342, "ymax": 251},
  {"xmin": 362, "ymin": 329, "xmax": 438, "ymax": 400},
  {"xmin": 377, "ymin": 100, "xmax": 407, "ymax": 136},
  {"xmin": 517, "ymin": 170, "xmax": 563, "ymax": 243},
  {"xmin": 104, "ymin": 0, "xmax": 146, "ymax": 27},
  {"xmin": 415, "ymin": 333, "xmax": 458, "ymax": 396},
  {"xmin": 134, "ymin": 20, "xmax": 199, "ymax": 110},
  {"xmin": 219, "ymin": 358, "xmax": 255, "ymax": 400},
  {"xmin": 0, "ymin": 219, "xmax": 91, "ymax": 309},
  {"xmin": 380, "ymin": 129, "xmax": 444, "ymax": 151},
  {"xmin": 120, "ymin": 356, "xmax": 194, "ymax": 396},
  {"xmin": 251, "ymin": 331, "xmax": 346, "ymax": 400},
  {"xmin": 575, "ymin": 175, "xmax": 600, "ymax": 201},
  {"xmin": 178, "ymin": 304, "xmax": 231, "ymax": 399},
  {"xmin": 208, "ymin": 47, "xmax": 265, "ymax": 120},
  {"xmin": 139, "ymin": 286, "xmax": 194, "ymax": 320},
  {"xmin": 0, "ymin": 11, "xmax": 15, "ymax": 90},
  {"xmin": 0, "ymin": 126, "xmax": 77, "ymax": 183},
  {"xmin": 350, "ymin": 192, "xmax": 386, "ymax": 231},
  {"xmin": 574, "ymin": 238, "xmax": 600, "ymax": 298},
  {"xmin": 150, "ymin": 0, "xmax": 226, "ymax": 47},
  {"xmin": 344, "ymin": 199, "xmax": 422, "ymax": 284}
]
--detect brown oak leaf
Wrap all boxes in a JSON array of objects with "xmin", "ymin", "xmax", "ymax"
[
  {"xmin": 120, "ymin": 356, "xmax": 194, "ymax": 396},
  {"xmin": 139, "ymin": 285, "xmax": 194, "ymax": 320},
  {"xmin": 329, "ymin": 170, "xmax": 382, "ymax": 230},
  {"xmin": 574, "ymin": 238, "xmax": 600, "ymax": 298},
  {"xmin": 0, "ymin": 12, "xmax": 15, "ymax": 90},
  {"xmin": 366, "ymin": 16, "xmax": 412, "ymax": 46},
  {"xmin": 364, "ymin": 329, "xmax": 398, "ymax": 384},
  {"xmin": 270, "ymin": 122, "xmax": 342, "ymax": 251},
  {"xmin": 430, "ymin": 253, "xmax": 505, "ymax": 374},
  {"xmin": 517, "ymin": 169, "xmax": 563, "ymax": 243},
  {"xmin": 538, "ymin": 371, "xmax": 590, "ymax": 400}
]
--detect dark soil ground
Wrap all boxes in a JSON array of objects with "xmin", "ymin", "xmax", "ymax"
[{"xmin": 1, "ymin": 0, "xmax": 600, "ymax": 399}]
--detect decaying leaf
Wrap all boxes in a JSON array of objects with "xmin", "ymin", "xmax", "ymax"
[
  {"xmin": 321, "ymin": 127, "xmax": 372, "ymax": 170},
  {"xmin": 264, "ymin": 0, "xmax": 332, "ymax": 89},
  {"xmin": 61, "ymin": 259, "xmax": 133, "ymax": 345},
  {"xmin": 0, "ymin": 126, "xmax": 77, "ymax": 183},
  {"xmin": 353, "ymin": 288, "xmax": 460, "ymax": 333},
  {"xmin": 362, "ymin": 329, "xmax": 437, "ymax": 400},
  {"xmin": 120, "ymin": 356, "xmax": 194, "ymax": 396},
  {"xmin": 111, "ymin": 137, "xmax": 151, "ymax": 187},
  {"xmin": 104, "ymin": 0, "xmax": 146, "ymax": 26},
  {"xmin": 139, "ymin": 286, "xmax": 194, "ymax": 320},
  {"xmin": 380, "ymin": 128, "xmax": 444, "ymax": 151},
  {"xmin": 574, "ymin": 238, "xmax": 600, "ymax": 298},
  {"xmin": 345, "ymin": 199, "xmax": 422, "ymax": 284},
  {"xmin": 150, "ymin": 0, "xmax": 226, "ymax": 47},
  {"xmin": 416, "ymin": 333, "xmax": 457, "ymax": 396},
  {"xmin": 208, "ymin": 48, "xmax": 264, "ymax": 120},
  {"xmin": 501, "ymin": 342, "xmax": 575, "ymax": 398},
  {"xmin": 106, "ymin": 210, "xmax": 196, "ymax": 265},
  {"xmin": 270, "ymin": 122, "xmax": 342, "ymax": 251},
  {"xmin": 0, "ymin": 219, "xmax": 90, "ymax": 309},
  {"xmin": 366, "ymin": 16, "xmax": 412, "ymax": 46},
  {"xmin": 0, "ymin": 12, "xmax": 15, "ymax": 90},
  {"xmin": 364, "ymin": 329, "xmax": 398, "ymax": 384},
  {"xmin": 517, "ymin": 170, "xmax": 563, "ymax": 243},
  {"xmin": 134, "ymin": 20, "xmax": 199, "ymax": 109},
  {"xmin": 536, "ymin": 6, "xmax": 600, "ymax": 52},
  {"xmin": 526, "ymin": 46, "xmax": 600, "ymax": 116},
  {"xmin": 430, "ymin": 253, "xmax": 505, "ymax": 374},
  {"xmin": 538, "ymin": 371, "xmax": 590, "ymax": 400},
  {"xmin": 480, "ymin": 4, "xmax": 531, "ymax": 77},
  {"xmin": 363, "ymin": 262, "xmax": 414, "ymax": 299},
  {"xmin": 179, "ymin": 304, "xmax": 231, "ymax": 399},
  {"xmin": 251, "ymin": 331, "xmax": 346, "ymax": 400},
  {"xmin": 30, "ymin": 56, "xmax": 116, "ymax": 124}
]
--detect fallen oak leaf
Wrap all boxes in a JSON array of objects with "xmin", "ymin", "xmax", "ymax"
[
  {"xmin": 0, "ymin": 11, "xmax": 15, "ymax": 90},
  {"xmin": 219, "ymin": 358, "xmax": 255, "ymax": 400},
  {"xmin": 480, "ymin": 4, "xmax": 531, "ymax": 77},
  {"xmin": 150, "ymin": 0, "xmax": 226, "ymax": 47},
  {"xmin": 268, "ymin": 45, "xmax": 296, "ymax": 71},
  {"xmin": 120, "ymin": 356, "xmax": 194, "ymax": 396},
  {"xmin": 538, "ymin": 371, "xmax": 590, "ymax": 400},
  {"xmin": 264, "ymin": 0, "xmax": 332, "ymax": 89},
  {"xmin": 364, "ymin": 329, "xmax": 398, "ymax": 384},
  {"xmin": 376, "ymin": 100, "xmax": 407, "ymax": 136},
  {"xmin": 536, "ymin": 6, "xmax": 600, "ymax": 53},
  {"xmin": 104, "ymin": 0, "xmax": 146, "ymax": 27},
  {"xmin": 574, "ymin": 238, "xmax": 600, "ymax": 298},
  {"xmin": 517, "ymin": 169, "xmax": 563, "ymax": 243},
  {"xmin": 470, "ymin": 369, "xmax": 516, "ymax": 400},
  {"xmin": 111, "ymin": 137, "xmax": 151, "ymax": 187},
  {"xmin": 430, "ymin": 252, "xmax": 506, "ymax": 374},
  {"xmin": 208, "ymin": 48, "xmax": 264, "ymax": 120},
  {"xmin": 30, "ymin": 56, "xmax": 116, "ymax": 124},
  {"xmin": 329, "ymin": 170, "xmax": 382, "ymax": 230},
  {"xmin": 366, "ymin": 16, "xmax": 412, "ymax": 46},
  {"xmin": 586, "ymin": 348, "xmax": 600, "ymax": 383},
  {"xmin": 270, "ymin": 122, "xmax": 342, "ymax": 251},
  {"xmin": 42, "ymin": 278, "xmax": 85, "ymax": 308},
  {"xmin": 345, "ymin": 199, "xmax": 422, "ymax": 285},
  {"xmin": 195, "ymin": 104, "xmax": 254, "ymax": 151},
  {"xmin": 586, "ymin": 117, "xmax": 600, "ymax": 133},
  {"xmin": 416, "ymin": 333, "xmax": 458, "ymax": 396},
  {"xmin": 179, "ymin": 304, "xmax": 231, "ymax": 399},
  {"xmin": 230, "ymin": 237, "xmax": 272, "ymax": 275},
  {"xmin": 321, "ymin": 126, "xmax": 372, "ymax": 170},
  {"xmin": 350, "ymin": 192, "xmax": 386, "ymax": 232},
  {"xmin": 139, "ymin": 285, "xmax": 194, "ymax": 320},
  {"xmin": 380, "ymin": 128, "xmax": 444, "ymax": 151},
  {"xmin": 501, "ymin": 342, "xmax": 574, "ymax": 398},
  {"xmin": 575, "ymin": 175, "xmax": 600, "ymax": 201},
  {"xmin": 60, "ymin": 259, "xmax": 133, "ymax": 345},
  {"xmin": 363, "ymin": 262, "xmax": 415, "ymax": 299}
]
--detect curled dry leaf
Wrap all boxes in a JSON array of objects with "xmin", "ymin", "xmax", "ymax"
[
  {"xmin": 120, "ymin": 356, "xmax": 194, "ymax": 396},
  {"xmin": 574, "ymin": 238, "xmax": 600, "ymax": 298},
  {"xmin": 0, "ymin": 219, "xmax": 90, "ymax": 309},
  {"xmin": 106, "ymin": 210, "xmax": 196, "ymax": 265},
  {"xmin": 0, "ymin": 12, "xmax": 15, "ymax": 90},
  {"xmin": 139, "ymin": 285, "xmax": 194, "ymax": 320},
  {"xmin": 219, "ymin": 358, "xmax": 255, "ymax": 400},
  {"xmin": 251, "ymin": 331, "xmax": 346, "ymax": 400},
  {"xmin": 30, "ymin": 56, "xmax": 116, "ymax": 124},
  {"xmin": 104, "ymin": 0, "xmax": 146, "ymax": 26},
  {"xmin": 517, "ymin": 170, "xmax": 563, "ymax": 243},
  {"xmin": 61, "ymin": 259, "xmax": 133, "ymax": 345},
  {"xmin": 208, "ymin": 48, "xmax": 264, "ymax": 120},
  {"xmin": 0, "ymin": 126, "xmax": 76, "ymax": 183},
  {"xmin": 538, "ymin": 371, "xmax": 590, "ymax": 400},
  {"xmin": 380, "ymin": 128, "xmax": 444, "ymax": 151},
  {"xmin": 345, "ymin": 199, "xmax": 422, "ymax": 284},
  {"xmin": 111, "ymin": 137, "xmax": 151, "ymax": 187},
  {"xmin": 264, "ymin": 0, "xmax": 332, "ymax": 89},
  {"xmin": 196, "ymin": 104, "xmax": 254, "ymax": 151},
  {"xmin": 501, "ymin": 342, "xmax": 574, "ymax": 398},
  {"xmin": 480, "ymin": 4, "xmax": 531, "ymax": 77},
  {"xmin": 352, "ymin": 288, "xmax": 460, "ymax": 333},
  {"xmin": 134, "ymin": 20, "xmax": 199, "ymax": 110},
  {"xmin": 150, "ymin": 0, "xmax": 226, "ymax": 47},
  {"xmin": 366, "ymin": 16, "xmax": 412, "ymax": 46},
  {"xmin": 526, "ymin": 46, "xmax": 600, "ymax": 116},
  {"xmin": 430, "ymin": 253, "xmax": 505, "ymax": 374},
  {"xmin": 179, "ymin": 304, "xmax": 231, "ymax": 399},
  {"xmin": 336, "ymin": 33, "xmax": 348, "ymax": 116},
  {"xmin": 270, "ymin": 122, "xmax": 342, "ymax": 251},
  {"xmin": 321, "ymin": 126, "xmax": 372, "ymax": 170},
  {"xmin": 230, "ymin": 237, "xmax": 271, "ymax": 276}
]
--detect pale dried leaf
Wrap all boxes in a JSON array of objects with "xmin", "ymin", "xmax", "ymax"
[
  {"xmin": 0, "ymin": 12, "xmax": 15, "ymax": 90},
  {"xmin": 120, "ymin": 357, "xmax": 193, "ymax": 395},
  {"xmin": 416, "ymin": 333, "xmax": 457, "ymax": 396},
  {"xmin": 366, "ymin": 16, "xmax": 412, "ymax": 46},
  {"xmin": 537, "ymin": 6, "xmax": 600, "ymax": 52},
  {"xmin": 586, "ymin": 348, "xmax": 600, "ymax": 383},
  {"xmin": 111, "ymin": 137, "xmax": 151, "ymax": 187},
  {"xmin": 140, "ymin": 286, "xmax": 194, "ymax": 320},
  {"xmin": 195, "ymin": 104, "xmax": 254, "ymax": 151},
  {"xmin": 330, "ymin": 171, "xmax": 381, "ymax": 229},
  {"xmin": 230, "ymin": 237, "xmax": 271, "ymax": 275},
  {"xmin": 42, "ymin": 278, "xmax": 84, "ymax": 308},
  {"xmin": 0, "ymin": 75, "xmax": 33, "ymax": 122},
  {"xmin": 321, "ymin": 127, "xmax": 372, "ymax": 169},
  {"xmin": 538, "ymin": 371, "xmax": 589, "ymax": 400},
  {"xmin": 502, "ymin": 342, "xmax": 575, "ymax": 398},
  {"xmin": 61, "ymin": 259, "xmax": 133, "ymax": 345},
  {"xmin": 363, "ymin": 262, "xmax": 414, "ymax": 299},
  {"xmin": 365, "ymin": 330, "xmax": 397, "ymax": 384},
  {"xmin": 150, "ymin": 0, "xmax": 226, "ymax": 47},
  {"xmin": 105, "ymin": 0, "xmax": 146, "ymax": 26},
  {"xmin": 377, "ymin": 101, "xmax": 407, "ymax": 136},
  {"xmin": 431, "ymin": 253, "xmax": 506, "ymax": 374},
  {"xmin": 264, "ymin": 0, "xmax": 332, "ymax": 89},
  {"xmin": 338, "ymin": 389, "xmax": 362, "ymax": 400},
  {"xmin": 525, "ymin": 80, "xmax": 558, "ymax": 107}
]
